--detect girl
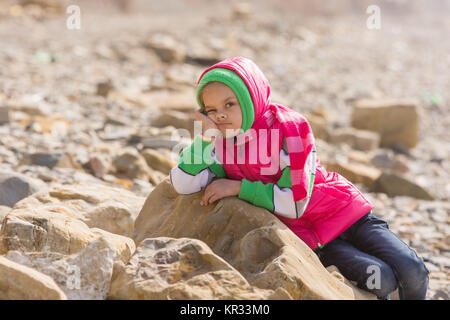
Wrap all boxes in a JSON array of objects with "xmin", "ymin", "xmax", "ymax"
[{"xmin": 170, "ymin": 57, "xmax": 429, "ymax": 300}]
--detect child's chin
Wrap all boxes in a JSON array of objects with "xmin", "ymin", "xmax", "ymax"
[{"xmin": 221, "ymin": 128, "xmax": 240, "ymax": 139}]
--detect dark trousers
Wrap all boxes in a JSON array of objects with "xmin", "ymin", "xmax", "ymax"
[{"xmin": 315, "ymin": 212, "xmax": 429, "ymax": 299}]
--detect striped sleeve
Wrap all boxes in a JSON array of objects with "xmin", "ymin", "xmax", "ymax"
[
  {"xmin": 170, "ymin": 136, "xmax": 226, "ymax": 195},
  {"xmin": 238, "ymin": 140, "xmax": 316, "ymax": 219}
]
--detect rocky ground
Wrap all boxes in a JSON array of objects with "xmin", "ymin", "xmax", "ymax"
[{"xmin": 0, "ymin": 0, "xmax": 448, "ymax": 299}]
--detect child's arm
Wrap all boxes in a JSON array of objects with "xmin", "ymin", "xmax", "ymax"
[
  {"xmin": 238, "ymin": 143, "xmax": 316, "ymax": 219},
  {"xmin": 170, "ymin": 136, "xmax": 226, "ymax": 194}
]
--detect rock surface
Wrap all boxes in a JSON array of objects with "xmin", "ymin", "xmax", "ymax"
[
  {"xmin": 6, "ymin": 237, "xmax": 118, "ymax": 300},
  {"xmin": 351, "ymin": 99, "xmax": 420, "ymax": 149},
  {"xmin": 373, "ymin": 172, "xmax": 435, "ymax": 200},
  {"xmin": 133, "ymin": 177, "xmax": 376, "ymax": 300},
  {"xmin": 326, "ymin": 160, "xmax": 381, "ymax": 189},
  {"xmin": 0, "ymin": 255, "xmax": 66, "ymax": 300},
  {"xmin": 329, "ymin": 127, "xmax": 380, "ymax": 151},
  {"xmin": 141, "ymin": 148, "xmax": 177, "ymax": 175},
  {"xmin": 109, "ymin": 237, "xmax": 291, "ymax": 300},
  {"xmin": 8, "ymin": 182, "xmax": 145, "ymax": 238},
  {"xmin": 0, "ymin": 170, "xmax": 47, "ymax": 207},
  {"xmin": 0, "ymin": 183, "xmax": 137, "ymax": 263}
]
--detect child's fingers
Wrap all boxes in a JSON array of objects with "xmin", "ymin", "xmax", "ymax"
[
  {"xmin": 195, "ymin": 109, "xmax": 210, "ymax": 122},
  {"xmin": 194, "ymin": 110, "xmax": 204, "ymax": 121},
  {"xmin": 202, "ymin": 190, "xmax": 215, "ymax": 205},
  {"xmin": 208, "ymin": 194, "xmax": 221, "ymax": 204},
  {"xmin": 206, "ymin": 192, "xmax": 216, "ymax": 204},
  {"xmin": 195, "ymin": 110, "xmax": 219, "ymax": 131},
  {"xmin": 200, "ymin": 195, "xmax": 207, "ymax": 206},
  {"xmin": 203, "ymin": 187, "xmax": 212, "ymax": 199}
]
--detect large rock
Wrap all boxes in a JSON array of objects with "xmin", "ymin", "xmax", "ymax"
[
  {"xmin": 326, "ymin": 161, "xmax": 382, "ymax": 189},
  {"xmin": 10, "ymin": 182, "xmax": 145, "ymax": 238},
  {"xmin": 329, "ymin": 127, "xmax": 380, "ymax": 151},
  {"xmin": 372, "ymin": 172, "xmax": 434, "ymax": 200},
  {"xmin": 0, "ymin": 208, "xmax": 135, "ymax": 264},
  {"xmin": 0, "ymin": 183, "xmax": 137, "ymax": 263},
  {"xmin": 6, "ymin": 237, "xmax": 118, "ymax": 300},
  {"xmin": 351, "ymin": 99, "xmax": 420, "ymax": 149},
  {"xmin": 108, "ymin": 237, "xmax": 291, "ymax": 300},
  {"xmin": 325, "ymin": 265, "xmax": 377, "ymax": 300},
  {"xmin": 141, "ymin": 148, "xmax": 176, "ymax": 175},
  {"xmin": 133, "ymin": 178, "xmax": 376, "ymax": 300},
  {"xmin": 21, "ymin": 152, "xmax": 62, "ymax": 169},
  {"xmin": 0, "ymin": 255, "xmax": 66, "ymax": 300},
  {"xmin": 369, "ymin": 149, "xmax": 409, "ymax": 174},
  {"xmin": 112, "ymin": 147, "xmax": 163, "ymax": 185},
  {"xmin": 151, "ymin": 110, "xmax": 195, "ymax": 136},
  {"xmin": 142, "ymin": 35, "xmax": 186, "ymax": 64},
  {"xmin": 0, "ymin": 170, "xmax": 47, "ymax": 207},
  {"xmin": 305, "ymin": 114, "xmax": 329, "ymax": 141},
  {"xmin": 18, "ymin": 152, "xmax": 82, "ymax": 171}
]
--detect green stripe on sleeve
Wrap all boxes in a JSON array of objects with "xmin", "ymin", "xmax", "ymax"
[
  {"xmin": 178, "ymin": 136, "xmax": 214, "ymax": 175},
  {"xmin": 209, "ymin": 162, "xmax": 226, "ymax": 178},
  {"xmin": 277, "ymin": 166, "xmax": 315, "ymax": 198},
  {"xmin": 308, "ymin": 172, "xmax": 315, "ymax": 197},
  {"xmin": 238, "ymin": 179, "xmax": 275, "ymax": 212},
  {"xmin": 277, "ymin": 167, "xmax": 292, "ymax": 188}
]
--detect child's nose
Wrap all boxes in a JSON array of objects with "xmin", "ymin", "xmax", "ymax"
[{"xmin": 216, "ymin": 112, "xmax": 227, "ymax": 120}]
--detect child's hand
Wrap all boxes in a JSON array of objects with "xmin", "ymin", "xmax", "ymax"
[
  {"xmin": 194, "ymin": 109, "xmax": 220, "ymax": 137},
  {"xmin": 200, "ymin": 179, "xmax": 242, "ymax": 206}
]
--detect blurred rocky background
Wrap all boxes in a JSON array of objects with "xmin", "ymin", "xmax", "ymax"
[{"xmin": 0, "ymin": 0, "xmax": 448, "ymax": 300}]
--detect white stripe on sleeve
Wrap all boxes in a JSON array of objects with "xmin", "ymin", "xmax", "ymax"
[
  {"xmin": 273, "ymin": 185, "xmax": 297, "ymax": 219},
  {"xmin": 170, "ymin": 166, "xmax": 216, "ymax": 195}
]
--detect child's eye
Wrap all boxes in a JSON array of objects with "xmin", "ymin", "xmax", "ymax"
[
  {"xmin": 225, "ymin": 102, "xmax": 234, "ymax": 108},
  {"xmin": 206, "ymin": 110, "xmax": 216, "ymax": 114}
]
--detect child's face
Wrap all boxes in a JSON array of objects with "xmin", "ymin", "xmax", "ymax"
[{"xmin": 201, "ymin": 82, "xmax": 243, "ymax": 138}]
